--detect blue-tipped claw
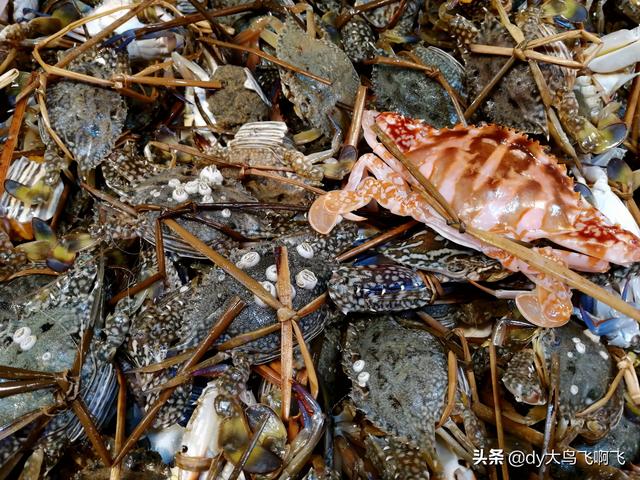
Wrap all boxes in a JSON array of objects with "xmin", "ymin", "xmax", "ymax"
[
  {"xmin": 103, "ymin": 28, "xmax": 179, "ymax": 50},
  {"xmin": 579, "ymin": 305, "xmax": 621, "ymax": 336},
  {"xmin": 102, "ymin": 29, "xmax": 139, "ymax": 50},
  {"xmin": 292, "ymin": 382, "xmax": 321, "ymax": 428},
  {"xmin": 32, "ymin": 217, "xmax": 55, "ymax": 244},
  {"xmin": 46, "ymin": 257, "xmax": 73, "ymax": 272},
  {"xmin": 608, "ymin": 157, "xmax": 634, "ymax": 187}
]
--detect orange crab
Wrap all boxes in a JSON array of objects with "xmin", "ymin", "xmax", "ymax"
[{"xmin": 309, "ymin": 111, "xmax": 640, "ymax": 327}]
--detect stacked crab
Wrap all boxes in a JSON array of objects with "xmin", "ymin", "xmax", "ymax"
[{"xmin": 2, "ymin": 0, "xmax": 640, "ymax": 479}]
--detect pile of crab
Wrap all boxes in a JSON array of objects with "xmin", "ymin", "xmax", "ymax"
[{"xmin": 3, "ymin": 0, "xmax": 640, "ymax": 478}]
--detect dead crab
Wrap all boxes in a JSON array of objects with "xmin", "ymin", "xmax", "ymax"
[
  {"xmin": 212, "ymin": 121, "xmax": 335, "ymax": 197},
  {"xmin": 309, "ymin": 111, "xmax": 640, "ymax": 327}
]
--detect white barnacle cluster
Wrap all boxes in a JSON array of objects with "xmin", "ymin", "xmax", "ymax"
[
  {"xmin": 12, "ymin": 326, "xmax": 37, "ymax": 351},
  {"xmin": 248, "ymin": 241, "xmax": 322, "ymax": 308},
  {"xmin": 168, "ymin": 165, "xmax": 224, "ymax": 204},
  {"xmin": 352, "ymin": 359, "xmax": 369, "ymax": 387},
  {"xmin": 572, "ymin": 336, "xmax": 587, "ymax": 354}
]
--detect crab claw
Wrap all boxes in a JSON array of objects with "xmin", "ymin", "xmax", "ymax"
[
  {"xmin": 46, "ymin": 257, "xmax": 73, "ymax": 272},
  {"xmin": 292, "ymin": 382, "xmax": 322, "ymax": 426},
  {"xmin": 15, "ymin": 240, "xmax": 50, "ymax": 262},
  {"xmin": 516, "ymin": 291, "xmax": 572, "ymax": 328},
  {"xmin": 579, "ymin": 305, "xmax": 619, "ymax": 336},
  {"xmin": 308, "ymin": 194, "xmax": 342, "ymax": 234},
  {"xmin": 276, "ymin": 383, "xmax": 325, "ymax": 479},
  {"xmin": 574, "ymin": 182, "xmax": 596, "ymax": 207},
  {"xmin": 607, "ymin": 158, "xmax": 634, "ymax": 188},
  {"xmin": 4, "ymin": 179, "xmax": 53, "ymax": 206},
  {"xmin": 102, "ymin": 28, "xmax": 139, "ymax": 49},
  {"xmin": 28, "ymin": 16, "xmax": 64, "ymax": 36},
  {"xmin": 543, "ymin": 0, "xmax": 588, "ymax": 23},
  {"xmin": 190, "ymin": 364, "xmax": 229, "ymax": 377},
  {"xmin": 31, "ymin": 217, "xmax": 54, "ymax": 243},
  {"xmin": 104, "ymin": 29, "xmax": 184, "ymax": 60},
  {"xmin": 593, "ymin": 72, "xmax": 640, "ymax": 97},
  {"xmin": 572, "ymin": 118, "xmax": 627, "ymax": 154},
  {"xmin": 514, "ymin": 267, "xmax": 573, "ymax": 328}
]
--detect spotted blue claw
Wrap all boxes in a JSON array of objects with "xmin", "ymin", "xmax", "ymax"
[{"xmin": 328, "ymin": 264, "xmax": 433, "ymax": 313}]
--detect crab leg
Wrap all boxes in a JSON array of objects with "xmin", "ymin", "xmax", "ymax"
[
  {"xmin": 310, "ymin": 176, "xmax": 426, "ymax": 234},
  {"xmin": 0, "ymin": 379, "xmax": 57, "ymax": 398},
  {"xmin": 548, "ymin": 250, "xmax": 609, "ymax": 272},
  {"xmin": 547, "ymin": 210, "xmax": 640, "ymax": 265},
  {"xmin": 0, "ymin": 365, "xmax": 56, "ymax": 381},
  {"xmin": 0, "ymin": 407, "xmax": 53, "ymax": 442}
]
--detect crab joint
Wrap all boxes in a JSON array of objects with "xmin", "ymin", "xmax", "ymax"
[{"xmin": 615, "ymin": 351, "xmax": 640, "ymax": 405}]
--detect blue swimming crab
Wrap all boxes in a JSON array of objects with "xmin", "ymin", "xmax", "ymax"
[
  {"xmin": 95, "ymin": 162, "xmax": 306, "ymax": 258},
  {"xmin": 261, "ymin": 16, "xmax": 358, "ymax": 144},
  {"xmin": 339, "ymin": 315, "xmax": 484, "ymax": 479},
  {"xmin": 502, "ymin": 321, "xmax": 624, "ymax": 446},
  {"xmin": 122, "ymin": 222, "xmax": 359, "ymax": 428},
  {"xmin": 42, "ymin": 47, "xmax": 128, "ymax": 183},
  {"xmin": 0, "ymin": 254, "xmax": 117, "ymax": 471},
  {"xmin": 328, "ymin": 228, "xmax": 509, "ymax": 314},
  {"xmin": 183, "ymin": 223, "xmax": 359, "ymax": 359}
]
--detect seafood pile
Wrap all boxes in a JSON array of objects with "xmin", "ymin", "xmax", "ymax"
[{"xmin": 4, "ymin": 0, "xmax": 640, "ymax": 478}]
